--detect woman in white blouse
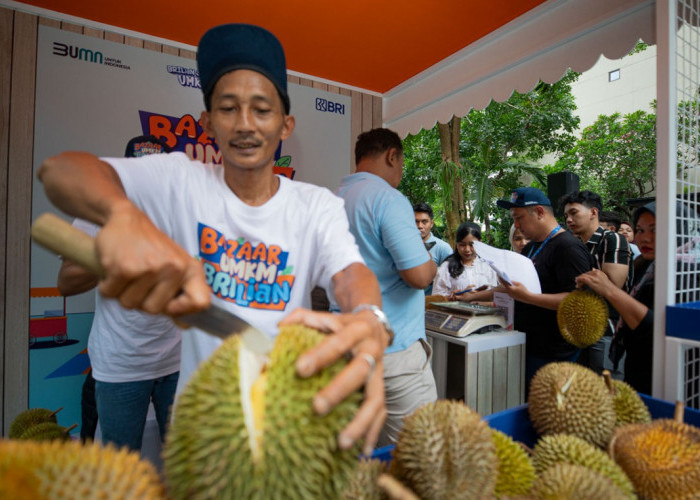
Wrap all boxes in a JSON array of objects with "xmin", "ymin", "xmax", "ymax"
[{"xmin": 432, "ymin": 221, "xmax": 499, "ymax": 300}]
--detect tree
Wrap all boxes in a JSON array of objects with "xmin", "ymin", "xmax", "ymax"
[
  {"xmin": 546, "ymin": 109, "xmax": 657, "ymax": 219},
  {"xmin": 400, "ymin": 70, "xmax": 580, "ymax": 246}
]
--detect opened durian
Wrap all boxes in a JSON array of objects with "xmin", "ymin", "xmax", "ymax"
[
  {"xmin": 492, "ymin": 429, "xmax": 536, "ymax": 498},
  {"xmin": 163, "ymin": 324, "xmax": 362, "ymax": 500},
  {"xmin": 531, "ymin": 463, "xmax": 629, "ymax": 499},
  {"xmin": 557, "ymin": 290, "xmax": 608, "ymax": 348},
  {"xmin": 528, "ymin": 362, "xmax": 616, "ymax": 448},
  {"xmin": 532, "ymin": 433, "xmax": 634, "ymax": 498},
  {"xmin": 0, "ymin": 439, "xmax": 165, "ymax": 499},
  {"xmin": 9, "ymin": 407, "xmax": 62, "ymax": 439},
  {"xmin": 603, "ymin": 370, "xmax": 651, "ymax": 427},
  {"xmin": 609, "ymin": 403, "xmax": 700, "ymax": 499},
  {"xmin": 391, "ymin": 400, "xmax": 498, "ymax": 499}
]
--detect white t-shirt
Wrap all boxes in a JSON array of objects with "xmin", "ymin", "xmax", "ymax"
[
  {"xmin": 73, "ymin": 219, "xmax": 181, "ymax": 383},
  {"xmin": 432, "ymin": 256, "xmax": 499, "ymax": 296},
  {"xmin": 106, "ymin": 152, "xmax": 363, "ymax": 390}
]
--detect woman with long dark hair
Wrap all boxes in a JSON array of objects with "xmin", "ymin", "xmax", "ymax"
[
  {"xmin": 576, "ymin": 201, "xmax": 698, "ymax": 394},
  {"xmin": 432, "ymin": 221, "xmax": 498, "ymax": 300}
]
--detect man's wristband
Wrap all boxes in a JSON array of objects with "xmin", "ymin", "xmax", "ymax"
[{"xmin": 352, "ymin": 304, "xmax": 394, "ymax": 346}]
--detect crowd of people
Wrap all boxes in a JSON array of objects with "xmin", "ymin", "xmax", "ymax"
[
  {"xmin": 37, "ymin": 21, "xmax": 696, "ymax": 460},
  {"xmin": 421, "ymin": 186, "xmax": 698, "ymax": 398}
]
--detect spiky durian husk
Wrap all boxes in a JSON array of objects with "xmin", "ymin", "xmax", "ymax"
[
  {"xmin": 392, "ymin": 400, "xmax": 498, "ymax": 499},
  {"xmin": 0, "ymin": 439, "xmax": 165, "ymax": 499},
  {"xmin": 557, "ymin": 290, "xmax": 609, "ymax": 348},
  {"xmin": 492, "ymin": 429, "xmax": 536, "ymax": 498},
  {"xmin": 164, "ymin": 324, "xmax": 362, "ymax": 500},
  {"xmin": 343, "ymin": 458, "xmax": 388, "ymax": 500},
  {"xmin": 19, "ymin": 422, "xmax": 71, "ymax": 442},
  {"xmin": 528, "ymin": 362, "xmax": 616, "ymax": 448},
  {"xmin": 9, "ymin": 408, "xmax": 59, "ymax": 439},
  {"xmin": 532, "ymin": 434, "xmax": 634, "ymax": 498},
  {"xmin": 608, "ymin": 379, "xmax": 651, "ymax": 427},
  {"xmin": 531, "ymin": 463, "xmax": 629, "ymax": 500},
  {"xmin": 610, "ymin": 419, "xmax": 700, "ymax": 499}
]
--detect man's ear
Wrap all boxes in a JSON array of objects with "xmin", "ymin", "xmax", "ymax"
[{"xmin": 386, "ymin": 147, "xmax": 401, "ymax": 167}]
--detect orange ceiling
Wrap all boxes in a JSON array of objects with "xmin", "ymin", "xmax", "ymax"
[{"xmin": 18, "ymin": 0, "xmax": 548, "ymax": 93}]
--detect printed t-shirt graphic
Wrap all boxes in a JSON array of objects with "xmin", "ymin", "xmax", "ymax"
[{"xmin": 198, "ymin": 223, "xmax": 295, "ymax": 311}]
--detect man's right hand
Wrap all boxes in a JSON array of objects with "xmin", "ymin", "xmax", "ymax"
[{"xmin": 95, "ymin": 201, "xmax": 211, "ymax": 316}]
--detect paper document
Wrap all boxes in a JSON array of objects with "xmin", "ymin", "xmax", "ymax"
[{"xmin": 473, "ymin": 241, "xmax": 541, "ymax": 293}]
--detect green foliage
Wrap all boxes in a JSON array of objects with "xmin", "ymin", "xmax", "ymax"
[
  {"xmin": 400, "ymin": 71, "xmax": 580, "ymax": 248},
  {"xmin": 629, "ymin": 41, "xmax": 648, "ymax": 55},
  {"xmin": 547, "ymin": 109, "xmax": 657, "ymax": 219}
]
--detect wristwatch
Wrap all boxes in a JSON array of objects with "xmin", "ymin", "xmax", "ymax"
[{"xmin": 352, "ymin": 304, "xmax": 394, "ymax": 346}]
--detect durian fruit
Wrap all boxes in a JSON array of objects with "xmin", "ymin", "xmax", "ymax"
[
  {"xmin": 531, "ymin": 434, "xmax": 634, "ymax": 498},
  {"xmin": 9, "ymin": 407, "xmax": 62, "ymax": 439},
  {"xmin": 391, "ymin": 400, "xmax": 498, "ymax": 499},
  {"xmin": 492, "ymin": 430, "xmax": 536, "ymax": 498},
  {"xmin": 343, "ymin": 458, "xmax": 388, "ymax": 500},
  {"xmin": 19, "ymin": 422, "xmax": 77, "ymax": 442},
  {"xmin": 609, "ymin": 403, "xmax": 700, "ymax": 499},
  {"xmin": 163, "ymin": 324, "xmax": 362, "ymax": 500},
  {"xmin": 492, "ymin": 429, "xmax": 536, "ymax": 498},
  {"xmin": 602, "ymin": 370, "xmax": 651, "ymax": 427},
  {"xmin": 531, "ymin": 463, "xmax": 629, "ymax": 500},
  {"xmin": 0, "ymin": 439, "xmax": 166, "ymax": 499},
  {"xmin": 557, "ymin": 290, "xmax": 608, "ymax": 348},
  {"xmin": 528, "ymin": 362, "xmax": 616, "ymax": 448}
]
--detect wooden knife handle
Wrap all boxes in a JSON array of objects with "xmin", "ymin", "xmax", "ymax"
[{"xmin": 31, "ymin": 213, "xmax": 104, "ymax": 277}]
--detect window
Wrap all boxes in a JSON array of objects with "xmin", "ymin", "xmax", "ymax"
[{"xmin": 609, "ymin": 69, "xmax": 621, "ymax": 82}]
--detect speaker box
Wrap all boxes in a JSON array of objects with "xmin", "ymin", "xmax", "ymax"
[{"xmin": 547, "ymin": 171, "xmax": 580, "ymax": 215}]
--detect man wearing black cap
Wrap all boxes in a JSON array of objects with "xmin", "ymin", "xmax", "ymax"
[
  {"xmin": 496, "ymin": 187, "xmax": 593, "ymax": 385},
  {"xmin": 38, "ymin": 24, "xmax": 388, "ymax": 455}
]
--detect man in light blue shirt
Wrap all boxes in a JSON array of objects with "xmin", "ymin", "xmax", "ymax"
[
  {"xmin": 414, "ymin": 202, "xmax": 452, "ymax": 294},
  {"xmin": 336, "ymin": 128, "xmax": 438, "ymax": 446}
]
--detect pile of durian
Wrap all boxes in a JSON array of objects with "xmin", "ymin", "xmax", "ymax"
[
  {"xmin": 360, "ymin": 362, "xmax": 699, "ymax": 499},
  {"xmin": 4, "ymin": 331, "xmax": 700, "ymax": 499}
]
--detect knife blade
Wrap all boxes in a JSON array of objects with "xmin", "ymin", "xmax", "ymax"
[{"xmin": 31, "ymin": 212, "xmax": 273, "ymax": 355}]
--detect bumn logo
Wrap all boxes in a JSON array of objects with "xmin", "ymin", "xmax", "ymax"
[
  {"xmin": 315, "ymin": 97, "xmax": 345, "ymax": 115},
  {"xmin": 52, "ymin": 42, "xmax": 103, "ymax": 64}
]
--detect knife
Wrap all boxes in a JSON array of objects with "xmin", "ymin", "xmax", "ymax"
[{"xmin": 31, "ymin": 213, "xmax": 274, "ymax": 355}]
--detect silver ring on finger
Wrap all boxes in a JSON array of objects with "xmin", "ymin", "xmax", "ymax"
[{"xmin": 359, "ymin": 352, "xmax": 376, "ymax": 376}]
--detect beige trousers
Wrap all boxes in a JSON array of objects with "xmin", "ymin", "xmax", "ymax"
[{"xmin": 377, "ymin": 338, "xmax": 438, "ymax": 447}]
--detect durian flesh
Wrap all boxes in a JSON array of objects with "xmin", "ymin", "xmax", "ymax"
[{"xmin": 163, "ymin": 324, "xmax": 362, "ymax": 500}]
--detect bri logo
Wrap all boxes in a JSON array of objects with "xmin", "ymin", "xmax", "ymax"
[{"xmin": 315, "ymin": 97, "xmax": 345, "ymax": 115}]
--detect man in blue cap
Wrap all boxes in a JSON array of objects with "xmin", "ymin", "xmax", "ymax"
[
  {"xmin": 496, "ymin": 187, "xmax": 593, "ymax": 386},
  {"xmin": 38, "ymin": 24, "xmax": 389, "ymax": 455}
]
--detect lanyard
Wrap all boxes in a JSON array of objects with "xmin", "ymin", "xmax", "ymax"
[{"xmin": 527, "ymin": 225, "xmax": 561, "ymax": 262}]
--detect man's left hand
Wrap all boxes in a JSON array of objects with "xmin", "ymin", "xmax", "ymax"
[{"xmin": 278, "ymin": 308, "xmax": 389, "ymax": 456}]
